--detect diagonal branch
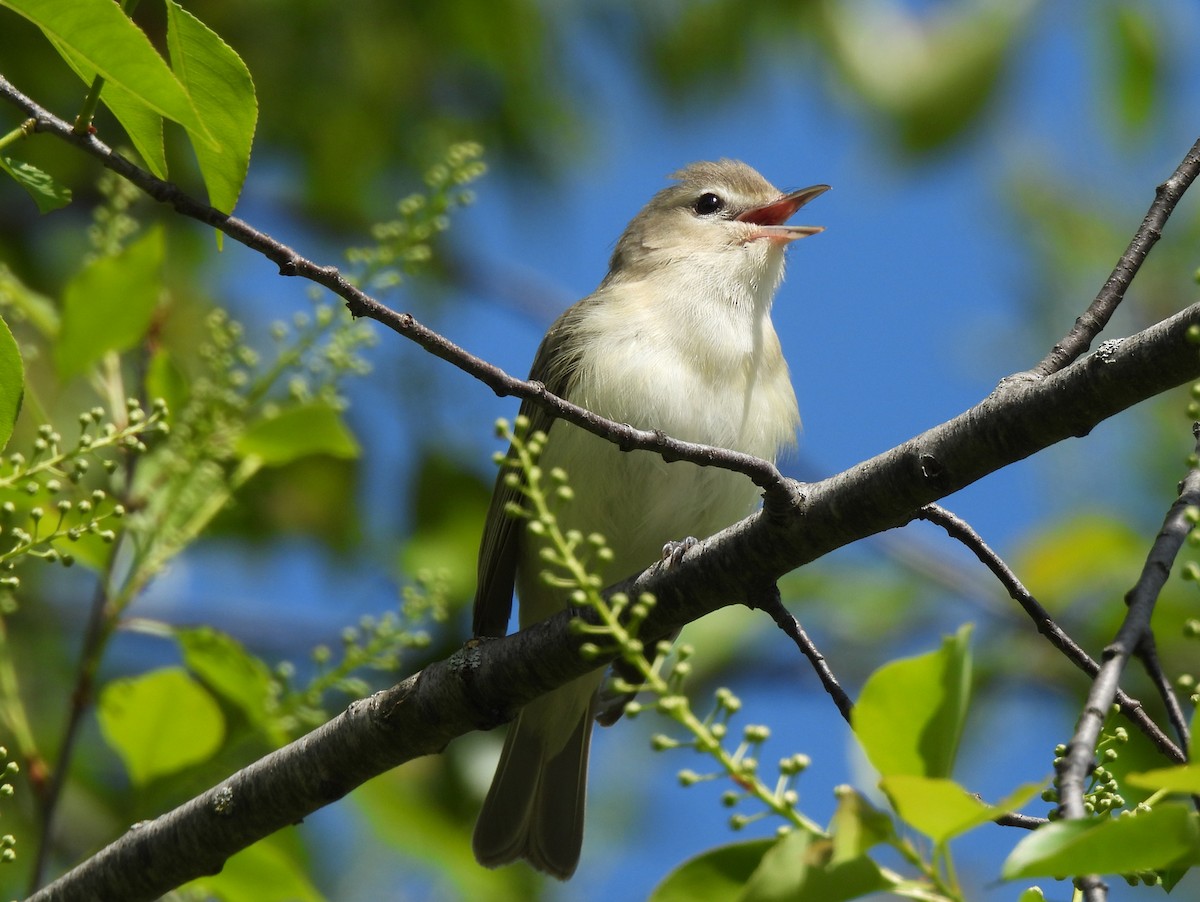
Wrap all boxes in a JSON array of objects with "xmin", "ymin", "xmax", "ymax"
[
  {"xmin": 1033, "ymin": 137, "xmax": 1200, "ymax": 376},
  {"xmin": 0, "ymin": 73, "xmax": 790, "ymax": 502}
]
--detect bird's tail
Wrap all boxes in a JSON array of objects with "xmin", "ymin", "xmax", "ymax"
[{"xmin": 473, "ymin": 676, "xmax": 599, "ymax": 880}]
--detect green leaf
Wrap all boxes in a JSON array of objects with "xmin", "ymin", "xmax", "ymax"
[
  {"xmin": 1125, "ymin": 762, "xmax": 1200, "ymax": 795},
  {"xmin": 236, "ymin": 402, "xmax": 360, "ymax": 466},
  {"xmin": 176, "ymin": 627, "xmax": 282, "ymax": 743},
  {"xmin": 852, "ymin": 624, "xmax": 973, "ymax": 778},
  {"xmin": 184, "ymin": 833, "xmax": 324, "ymax": 902},
  {"xmin": 827, "ymin": 787, "xmax": 895, "ymax": 863},
  {"xmin": 97, "ymin": 667, "xmax": 224, "ymax": 786},
  {"xmin": 166, "ymin": 0, "xmax": 257, "ymax": 215},
  {"xmin": 0, "ymin": 154, "xmax": 73, "ymax": 213},
  {"xmin": 47, "ymin": 36, "xmax": 166, "ymax": 178},
  {"xmin": 1, "ymin": 0, "xmax": 211, "ymax": 143},
  {"xmin": 0, "ymin": 314, "xmax": 23, "ymax": 450},
  {"xmin": 651, "ymin": 839, "xmax": 776, "ymax": 902},
  {"xmin": 738, "ymin": 829, "xmax": 894, "ymax": 902},
  {"xmin": 880, "ymin": 775, "xmax": 1042, "ymax": 844},
  {"xmin": 55, "ymin": 224, "xmax": 165, "ymax": 380},
  {"xmin": 1003, "ymin": 803, "xmax": 1200, "ymax": 879}
]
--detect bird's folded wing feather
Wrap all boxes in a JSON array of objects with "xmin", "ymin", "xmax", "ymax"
[{"xmin": 471, "ymin": 306, "xmax": 587, "ymax": 637}]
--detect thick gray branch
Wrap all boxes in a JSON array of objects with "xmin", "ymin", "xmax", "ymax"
[{"xmin": 30, "ymin": 302, "xmax": 1200, "ymax": 902}]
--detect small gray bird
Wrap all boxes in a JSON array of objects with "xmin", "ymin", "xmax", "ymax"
[{"xmin": 472, "ymin": 160, "xmax": 827, "ymax": 879}]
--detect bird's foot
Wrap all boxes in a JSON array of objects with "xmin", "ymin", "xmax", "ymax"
[{"xmin": 661, "ymin": 536, "xmax": 698, "ymax": 569}]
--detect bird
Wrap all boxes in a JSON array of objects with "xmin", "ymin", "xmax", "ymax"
[{"xmin": 471, "ymin": 159, "xmax": 827, "ymax": 880}]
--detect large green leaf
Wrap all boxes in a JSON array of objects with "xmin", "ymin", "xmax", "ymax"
[
  {"xmin": 0, "ymin": 154, "xmax": 73, "ymax": 213},
  {"xmin": 176, "ymin": 626, "xmax": 284, "ymax": 745},
  {"xmin": 1, "ymin": 0, "xmax": 210, "ymax": 142},
  {"xmin": 55, "ymin": 225, "xmax": 165, "ymax": 380},
  {"xmin": 739, "ymin": 829, "xmax": 894, "ymax": 902},
  {"xmin": 47, "ymin": 35, "xmax": 167, "ymax": 178},
  {"xmin": 880, "ymin": 775, "xmax": 1041, "ymax": 844},
  {"xmin": 1126, "ymin": 762, "xmax": 1200, "ymax": 795},
  {"xmin": 827, "ymin": 787, "xmax": 895, "ymax": 863},
  {"xmin": 651, "ymin": 839, "xmax": 776, "ymax": 902},
  {"xmin": 1003, "ymin": 803, "xmax": 1200, "ymax": 879},
  {"xmin": 0, "ymin": 314, "xmax": 22, "ymax": 450},
  {"xmin": 852, "ymin": 624, "xmax": 972, "ymax": 779},
  {"xmin": 166, "ymin": 0, "xmax": 257, "ymax": 214},
  {"xmin": 236, "ymin": 402, "xmax": 360, "ymax": 466},
  {"xmin": 97, "ymin": 667, "xmax": 224, "ymax": 786}
]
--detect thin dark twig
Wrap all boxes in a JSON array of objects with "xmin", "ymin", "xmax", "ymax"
[
  {"xmin": 749, "ymin": 583, "xmax": 853, "ymax": 724},
  {"xmin": 0, "ymin": 73, "xmax": 791, "ymax": 504},
  {"xmin": 1135, "ymin": 632, "xmax": 1191, "ymax": 756},
  {"xmin": 1034, "ymin": 137, "xmax": 1200, "ymax": 376},
  {"xmin": 915, "ymin": 504, "xmax": 1184, "ymax": 763}
]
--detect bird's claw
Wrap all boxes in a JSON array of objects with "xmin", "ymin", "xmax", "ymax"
[{"xmin": 661, "ymin": 536, "xmax": 699, "ymax": 568}]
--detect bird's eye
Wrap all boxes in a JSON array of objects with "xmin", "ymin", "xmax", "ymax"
[{"xmin": 693, "ymin": 192, "xmax": 724, "ymax": 216}]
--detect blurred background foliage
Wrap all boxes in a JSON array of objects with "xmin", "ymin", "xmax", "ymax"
[{"xmin": 1, "ymin": 0, "xmax": 1200, "ymax": 900}]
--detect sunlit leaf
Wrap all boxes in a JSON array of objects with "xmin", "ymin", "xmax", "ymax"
[
  {"xmin": 740, "ymin": 829, "xmax": 894, "ymax": 902},
  {"xmin": 1003, "ymin": 803, "xmax": 1200, "ymax": 879},
  {"xmin": 236, "ymin": 402, "xmax": 359, "ymax": 466},
  {"xmin": 828, "ymin": 787, "xmax": 895, "ymax": 863},
  {"xmin": 47, "ymin": 36, "xmax": 167, "ymax": 179},
  {"xmin": 176, "ymin": 626, "xmax": 282, "ymax": 743},
  {"xmin": 1, "ymin": 0, "xmax": 210, "ymax": 142},
  {"xmin": 166, "ymin": 0, "xmax": 257, "ymax": 215},
  {"xmin": 853, "ymin": 624, "xmax": 972, "ymax": 778},
  {"xmin": 98, "ymin": 667, "xmax": 224, "ymax": 786},
  {"xmin": 880, "ymin": 775, "xmax": 1042, "ymax": 844},
  {"xmin": 1125, "ymin": 762, "xmax": 1200, "ymax": 795},
  {"xmin": 650, "ymin": 839, "xmax": 775, "ymax": 902}
]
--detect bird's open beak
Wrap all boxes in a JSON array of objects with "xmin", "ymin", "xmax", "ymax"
[{"xmin": 737, "ymin": 184, "xmax": 829, "ymax": 243}]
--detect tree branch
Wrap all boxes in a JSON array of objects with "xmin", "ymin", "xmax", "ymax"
[
  {"xmin": 915, "ymin": 504, "xmax": 1183, "ymax": 762},
  {"xmin": 1033, "ymin": 137, "xmax": 1200, "ymax": 376},
  {"xmin": 28, "ymin": 300, "xmax": 1200, "ymax": 901}
]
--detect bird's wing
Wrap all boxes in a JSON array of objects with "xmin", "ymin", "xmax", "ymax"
[{"xmin": 472, "ymin": 306, "xmax": 585, "ymax": 637}]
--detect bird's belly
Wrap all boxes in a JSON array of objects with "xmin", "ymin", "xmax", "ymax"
[{"xmin": 529, "ymin": 416, "xmax": 764, "ymax": 590}]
